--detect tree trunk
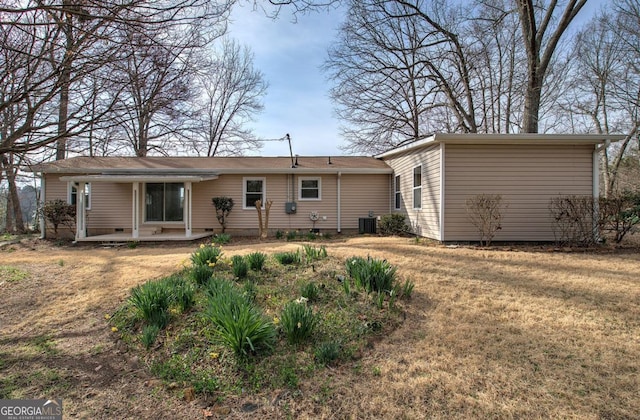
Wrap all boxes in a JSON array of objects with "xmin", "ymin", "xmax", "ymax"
[
  {"xmin": 56, "ymin": 3, "xmax": 74, "ymax": 160},
  {"xmin": 1, "ymin": 155, "xmax": 25, "ymax": 233},
  {"xmin": 517, "ymin": 0, "xmax": 588, "ymax": 133}
]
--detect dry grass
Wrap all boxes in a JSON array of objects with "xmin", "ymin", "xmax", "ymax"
[{"xmin": 1, "ymin": 237, "xmax": 639, "ymax": 419}]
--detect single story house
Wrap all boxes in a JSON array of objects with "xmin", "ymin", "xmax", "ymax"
[{"xmin": 34, "ymin": 133, "xmax": 624, "ymax": 242}]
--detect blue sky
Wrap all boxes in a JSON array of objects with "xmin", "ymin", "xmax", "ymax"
[
  {"xmin": 228, "ymin": 1, "xmax": 605, "ymax": 158},
  {"xmin": 228, "ymin": 4, "xmax": 346, "ymax": 157}
]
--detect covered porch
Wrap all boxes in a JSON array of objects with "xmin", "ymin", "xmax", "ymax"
[
  {"xmin": 59, "ymin": 173, "xmax": 218, "ymax": 242},
  {"xmin": 74, "ymin": 231, "xmax": 213, "ymax": 242}
]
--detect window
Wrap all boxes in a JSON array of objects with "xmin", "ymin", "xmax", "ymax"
[
  {"xmin": 394, "ymin": 175, "xmax": 401, "ymax": 210},
  {"xmin": 69, "ymin": 183, "xmax": 91, "ymax": 209},
  {"xmin": 413, "ymin": 165, "xmax": 422, "ymax": 209},
  {"xmin": 243, "ymin": 177, "xmax": 265, "ymax": 209},
  {"xmin": 145, "ymin": 183, "xmax": 184, "ymax": 222},
  {"xmin": 299, "ymin": 177, "xmax": 321, "ymax": 200}
]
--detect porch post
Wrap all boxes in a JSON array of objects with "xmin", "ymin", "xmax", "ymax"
[
  {"xmin": 132, "ymin": 182, "xmax": 139, "ymax": 239},
  {"xmin": 185, "ymin": 182, "xmax": 192, "ymax": 237},
  {"xmin": 76, "ymin": 182, "xmax": 87, "ymax": 239}
]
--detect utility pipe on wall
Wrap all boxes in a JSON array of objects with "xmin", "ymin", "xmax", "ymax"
[{"xmin": 337, "ymin": 171, "xmax": 341, "ymax": 233}]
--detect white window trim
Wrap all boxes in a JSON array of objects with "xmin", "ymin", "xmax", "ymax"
[
  {"xmin": 394, "ymin": 175, "xmax": 401, "ymax": 210},
  {"xmin": 298, "ymin": 176, "xmax": 322, "ymax": 201},
  {"xmin": 68, "ymin": 182, "xmax": 91, "ymax": 210},
  {"xmin": 243, "ymin": 177, "xmax": 266, "ymax": 209},
  {"xmin": 413, "ymin": 165, "xmax": 422, "ymax": 210}
]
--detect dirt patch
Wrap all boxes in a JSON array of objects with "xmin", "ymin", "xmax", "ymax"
[{"xmin": 1, "ymin": 236, "xmax": 639, "ymax": 418}]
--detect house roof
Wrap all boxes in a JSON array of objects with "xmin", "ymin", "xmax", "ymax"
[
  {"xmin": 34, "ymin": 155, "xmax": 392, "ymax": 176},
  {"xmin": 375, "ymin": 133, "xmax": 627, "ymax": 159}
]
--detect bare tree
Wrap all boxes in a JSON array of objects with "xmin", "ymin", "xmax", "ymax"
[
  {"xmin": 107, "ymin": 25, "xmax": 205, "ymax": 157},
  {"xmin": 189, "ymin": 38, "xmax": 267, "ymax": 156},
  {"xmin": 515, "ymin": 0, "xmax": 588, "ymax": 133},
  {"xmin": 563, "ymin": 1, "xmax": 639, "ymax": 196},
  {"xmin": 0, "ymin": 0, "xmax": 234, "ymax": 157},
  {"xmin": 326, "ymin": 0, "xmax": 488, "ymax": 153}
]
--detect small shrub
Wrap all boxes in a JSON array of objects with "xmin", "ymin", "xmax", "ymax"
[
  {"xmin": 378, "ymin": 214, "xmax": 409, "ymax": 236},
  {"xmin": 191, "ymin": 264, "xmax": 213, "ymax": 286},
  {"xmin": 211, "ymin": 196, "xmax": 234, "ymax": 233},
  {"xmin": 207, "ymin": 279, "xmax": 276, "ymax": 357},
  {"xmin": 314, "ymin": 341, "xmax": 341, "ymax": 366},
  {"xmin": 231, "ymin": 255, "xmax": 248, "ymax": 279},
  {"xmin": 345, "ymin": 256, "xmax": 397, "ymax": 294},
  {"xmin": 130, "ymin": 280, "xmax": 172, "ymax": 329},
  {"xmin": 466, "ymin": 194, "xmax": 507, "ymax": 246},
  {"xmin": 274, "ymin": 250, "xmax": 301, "ymax": 265},
  {"xmin": 191, "ymin": 243, "xmax": 223, "ymax": 267},
  {"xmin": 246, "ymin": 252, "xmax": 267, "ymax": 271},
  {"xmin": 212, "ymin": 233, "xmax": 231, "ymax": 245},
  {"xmin": 300, "ymin": 282, "xmax": 319, "ymax": 302},
  {"xmin": 599, "ymin": 190, "xmax": 640, "ymax": 243},
  {"xmin": 549, "ymin": 195, "xmax": 597, "ymax": 246},
  {"xmin": 141, "ymin": 324, "xmax": 160, "ymax": 349},
  {"xmin": 40, "ymin": 199, "xmax": 76, "ymax": 237},
  {"xmin": 302, "ymin": 244, "xmax": 328, "ymax": 261},
  {"xmin": 275, "ymin": 230, "xmax": 284, "ymax": 240},
  {"xmin": 280, "ymin": 300, "xmax": 317, "ymax": 344}
]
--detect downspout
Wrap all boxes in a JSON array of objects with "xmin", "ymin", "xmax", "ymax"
[
  {"xmin": 185, "ymin": 182, "xmax": 192, "ymax": 237},
  {"xmin": 39, "ymin": 173, "xmax": 46, "ymax": 239},
  {"xmin": 337, "ymin": 172, "xmax": 342, "ymax": 233},
  {"xmin": 132, "ymin": 182, "xmax": 139, "ymax": 239},
  {"xmin": 439, "ymin": 143, "xmax": 445, "ymax": 242}
]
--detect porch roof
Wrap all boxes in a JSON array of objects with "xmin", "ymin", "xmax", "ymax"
[
  {"xmin": 34, "ymin": 155, "xmax": 392, "ymax": 175},
  {"xmin": 59, "ymin": 174, "xmax": 218, "ymax": 183}
]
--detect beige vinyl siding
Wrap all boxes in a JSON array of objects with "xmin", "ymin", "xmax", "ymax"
[
  {"xmin": 383, "ymin": 145, "xmax": 441, "ymax": 240},
  {"xmin": 89, "ymin": 183, "xmax": 132, "ymax": 230},
  {"xmin": 340, "ymin": 174, "xmax": 390, "ymax": 230},
  {"xmin": 444, "ymin": 144, "xmax": 594, "ymax": 241},
  {"xmin": 193, "ymin": 173, "xmax": 382, "ymax": 233},
  {"xmin": 44, "ymin": 174, "xmax": 68, "ymax": 202},
  {"xmin": 44, "ymin": 174, "xmax": 132, "ymax": 235}
]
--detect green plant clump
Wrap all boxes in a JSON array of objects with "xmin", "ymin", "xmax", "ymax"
[
  {"xmin": 314, "ymin": 341, "xmax": 341, "ymax": 366},
  {"xmin": 246, "ymin": 252, "xmax": 267, "ymax": 271},
  {"xmin": 280, "ymin": 300, "xmax": 317, "ymax": 344},
  {"xmin": 0, "ymin": 266, "xmax": 29, "ymax": 283},
  {"xmin": 191, "ymin": 264, "xmax": 213, "ymax": 286},
  {"xmin": 207, "ymin": 279, "xmax": 276, "ymax": 357},
  {"xmin": 274, "ymin": 250, "xmax": 301, "ymax": 265},
  {"xmin": 302, "ymin": 244, "xmax": 328, "ymax": 261},
  {"xmin": 300, "ymin": 282, "xmax": 319, "ymax": 302},
  {"xmin": 346, "ymin": 256, "xmax": 397, "ymax": 294},
  {"xmin": 212, "ymin": 233, "xmax": 231, "ymax": 245},
  {"xmin": 141, "ymin": 324, "xmax": 160, "ymax": 349},
  {"xmin": 231, "ymin": 255, "xmax": 249, "ymax": 279},
  {"xmin": 191, "ymin": 243, "xmax": 223, "ymax": 267},
  {"xmin": 163, "ymin": 275, "xmax": 195, "ymax": 312},
  {"xmin": 129, "ymin": 280, "xmax": 172, "ymax": 328}
]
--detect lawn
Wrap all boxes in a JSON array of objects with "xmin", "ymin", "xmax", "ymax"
[{"xmin": 0, "ymin": 236, "xmax": 638, "ymax": 418}]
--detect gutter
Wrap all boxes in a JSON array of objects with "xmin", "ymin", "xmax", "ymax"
[
  {"xmin": 337, "ymin": 172, "xmax": 342, "ymax": 233},
  {"xmin": 39, "ymin": 172, "xmax": 46, "ymax": 239}
]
